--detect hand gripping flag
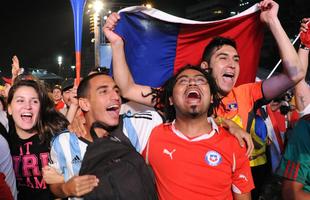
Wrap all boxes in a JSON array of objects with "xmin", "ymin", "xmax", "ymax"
[{"xmin": 114, "ymin": 4, "xmax": 264, "ymax": 88}]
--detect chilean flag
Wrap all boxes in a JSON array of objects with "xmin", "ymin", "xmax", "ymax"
[{"xmin": 114, "ymin": 4, "xmax": 264, "ymax": 88}]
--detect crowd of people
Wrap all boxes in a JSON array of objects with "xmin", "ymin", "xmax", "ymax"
[{"xmin": 0, "ymin": 0, "xmax": 309, "ymax": 200}]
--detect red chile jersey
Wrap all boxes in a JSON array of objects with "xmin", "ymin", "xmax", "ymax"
[{"xmin": 143, "ymin": 119, "xmax": 254, "ymax": 200}]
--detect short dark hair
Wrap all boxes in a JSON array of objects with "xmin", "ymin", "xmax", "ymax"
[
  {"xmin": 77, "ymin": 72, "xmax": 110, "ymax": 98},
  {"xmin": 159, "ymin": 65, "xmax": 221, "ymax": 122},
  {"xmin": 202, "ymin": 37, "xmax": 237, "ymax": 64}
]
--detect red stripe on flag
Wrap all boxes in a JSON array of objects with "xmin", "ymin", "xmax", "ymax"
[{"xmin": 174, "ymin": 12, "xmax": 264, "ymax": 85}]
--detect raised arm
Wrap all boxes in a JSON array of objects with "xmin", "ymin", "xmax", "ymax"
[
  {"xmin": 259, "ymin": 0, "xmax": 305, "ymax": 100},
  {"xmin": 11, "ymin": 55, "xmax": 22, "ymax": 83},
  {"xmin": 103, "ymin": 13, "xmax": 155, "ymax": 107},
  {"xmin": 295, "ymin": 18, "xmax": 310, "ymax": 112}
]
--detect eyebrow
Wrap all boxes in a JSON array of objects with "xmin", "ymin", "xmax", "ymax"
[
  {"xmin": 216, "ymin": 52, "xmax": 240, "ymax": 59},
  {"xmin": 176, "ymin": 74, "xmax": 206, "ymax": 80},
  {"xmin": 14, "ymin": 96, "xmax": 39, "ymax": 100},
  {"xmin": 96, "ymin": 85, "xmax": 119, "ymax": 91}
]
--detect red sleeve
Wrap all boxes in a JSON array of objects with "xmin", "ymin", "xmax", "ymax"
[
  {"xmin": 0, "ymin": 173, "xmax": 13, "ymax": 200},
  {"xmin": 231, "ymin": 141, "xmax": 255, "ymax": 194}
]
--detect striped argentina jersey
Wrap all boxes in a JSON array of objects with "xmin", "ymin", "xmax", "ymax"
[{"xmin": 49, "ymin": 103, "xmax": 162, "ymax": 199}]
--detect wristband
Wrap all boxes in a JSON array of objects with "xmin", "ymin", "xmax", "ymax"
[{"xmin": 300, "ymin": 43, "xmax": 310, "ymax": 50}]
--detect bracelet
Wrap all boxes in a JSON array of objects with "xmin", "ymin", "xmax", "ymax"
[{"xmin": 299, "ymin": 43, "xmax": 310, "ymax": 50}]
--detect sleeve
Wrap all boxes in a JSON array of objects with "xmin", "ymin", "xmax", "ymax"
[
  {"xmin": 276, "ymin": 120, "xmax": 310, "ymax": 185},
  {"xmin": 0, "ymin": 173, "xmax": 13, "ymax": 200},
  {"xmin": 49, "ymin": 136, "xmax": 65, "ymax": 176},
  {"xmin": 231, "ymin": 140, "xmax": 255, "ymax": 194},
  {"xmin": 122, "ymin": 109, "xmax": 162, "ymax": 154}
]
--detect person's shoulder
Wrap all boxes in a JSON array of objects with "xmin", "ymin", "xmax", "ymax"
[
  {"xmin": 51, "ymin": 130, "xmax": 77, "ymax": 143},
  {"xmin": 290, "ymin": 119, "xmax": 310, "ymax": 141},
  {"xmin": 0, "ymin": 134, "xmax": 9, "ymax": 149},
  {"xmin": 122, "ymin": 108, "xmax": 163, "ymax": 124},
  {"xmin": 217, "ymin": 127, "xmax": 235, "ymax": 139},
  {"xmin": 217, "ymin": 127, "xmax": 243, "ymax": 147},
  {"xmin": 233, "ymin": 82, "xmax": 262, "ymax": 91}
]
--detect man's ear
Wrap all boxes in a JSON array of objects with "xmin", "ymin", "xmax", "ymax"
[
  {"xmin": 79, "ymin": 98, "xmax": 90, "ymax": 112},
  {"xmin": 200, "ymin": 61, "xmax": 209, "ymax": 70}
]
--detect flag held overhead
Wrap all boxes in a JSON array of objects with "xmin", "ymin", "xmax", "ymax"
[{"xmin": 114, "ymin": 4, "xmax": 264, "ymax": 88}]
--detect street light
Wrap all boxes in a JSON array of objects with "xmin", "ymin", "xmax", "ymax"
[
  {"xmin": 145, "ymin": 3, "xmax": 152, "ymax": 9},
  {"xmin": 89, "ymin": 0, "xmax": 104, "ymax": 68},
  {"xmin": 57, "ymin": 56, "xmax": 63, "ymax": 66},
  {"xmin": 93, "ymin": 1, "xmax": 104, "ymax": 13},
  {"xmin": 57, "ymin": 56, "xmax": 63, "ymax": 75}
]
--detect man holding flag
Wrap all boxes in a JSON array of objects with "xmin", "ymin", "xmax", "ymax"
[{"xmin": 104, "ymin": 0, "xmax": 305, "ymax": 199}]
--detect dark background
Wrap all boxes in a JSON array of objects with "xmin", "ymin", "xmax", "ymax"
[{"xmin": 0, "ymin": 0, "xmax": 309, "ymax": 79}]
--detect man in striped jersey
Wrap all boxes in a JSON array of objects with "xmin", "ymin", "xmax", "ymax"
[{"xmin": 44, "ymin": 72, "xmax": 162, "ymax": 199}]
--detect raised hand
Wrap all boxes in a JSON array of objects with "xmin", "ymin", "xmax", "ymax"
[
  {"xmin": 258, "ymin": 0, "xmax": 279, "ymax": 25},
  {"xmin": 300, "ymin": 18, "xmax": 310, "ymax": 48},
  {"xmin": 103, "ymin": 12, "xmax": 123, "ymax": 45},
  {"xmin": 11, "ymin": 55, "xmax": 21, "ymax": 81}
]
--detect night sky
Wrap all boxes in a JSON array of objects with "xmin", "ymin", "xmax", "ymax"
[
  {"xmin": 0, "ymin": 0, "xmax": 78, "ymax": 75},
  {"xmin": 0, "ymin": 0, "xmax": 194, "ymax": 77}
]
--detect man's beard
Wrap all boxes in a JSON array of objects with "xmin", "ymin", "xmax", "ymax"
[{"xmin": 189, "ymin": 105, "xmax": 199, "ymax": 118}]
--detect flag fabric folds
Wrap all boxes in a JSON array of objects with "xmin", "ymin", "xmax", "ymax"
[{"xmin": 115, "ymin": 5, "xmax": 264, "ymax": 88}]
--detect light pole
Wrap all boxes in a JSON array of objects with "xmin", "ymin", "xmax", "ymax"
[
  {"xmin": 57, "ymin": 56, "xmax": 63, "ymax": 75},
  {"xmin": 71, "ymin": 65, "xmax": 76, "ymax": 78},
  {"xmin": 90, "ymin": 0, "xmax": 103, "ymax": 68}
]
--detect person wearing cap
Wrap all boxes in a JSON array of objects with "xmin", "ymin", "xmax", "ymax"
[
  {"xmin": 59, "ymin": 79, "xmax": 79, "ymax": 123},
  {"xmin": 52, "ymin": 84, "xmax": 65, "ymax": 111}
]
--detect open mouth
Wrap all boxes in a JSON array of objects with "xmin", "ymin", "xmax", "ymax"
[
  {"xmin": 187, "ymin": 91, "xmax": 201, "ymax": 99},
  {"xmin": 185, "ymin": 89, "xmax": 202, "ymax": 103},
  {"xmin": 21, "ymin": 113, "xmax": 33, "ymax": 122},
  {"xmin": 106, "ymin": 104, "xmax": 120, "ymax": 112},
  {"xmin": 223, "ymin": 72, "xmax": 235, "ymax": 81}
]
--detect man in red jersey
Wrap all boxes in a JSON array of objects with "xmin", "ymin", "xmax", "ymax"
[{"xmin": 143, "ymin": 66, "xmax": 253, "ymax": 199}]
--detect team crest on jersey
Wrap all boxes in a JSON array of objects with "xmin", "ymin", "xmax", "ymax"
[
  {"xmin": 205, "ymin": 151, "xmax": 222, "ymax": 166},
  {"xmin": 227, "ymin": 102, "xmax": 238, "ymax": 111}
]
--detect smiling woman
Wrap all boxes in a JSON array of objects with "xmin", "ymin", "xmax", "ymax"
[{"xmin": 4, "ymin": 75, "xmax": 69, "ymax": 200}]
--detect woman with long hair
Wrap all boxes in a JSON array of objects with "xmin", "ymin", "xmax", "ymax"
[{"xmin": 5, "ymin": 75, "xmax": 69, "ymax": 200}]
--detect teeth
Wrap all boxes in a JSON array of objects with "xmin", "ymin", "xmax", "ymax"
[
  {"xmin": 21, "ymin": 113, "xmax": 32, "ymax": 117},
  {"xmin": 107, "ymin": 105, "xmax": 119, "ymax": 109},
  {"xmin": 106, "ymin": 104, "xmax": 120, "ymax": 111}
]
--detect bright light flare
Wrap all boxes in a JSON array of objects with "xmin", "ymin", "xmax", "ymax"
[
  {"xmin": 145, "ymin": 3, "xmax": 152, "ymax": 9},
  {"xmin": 93, "ymin": 1, "xmax": 104, "ymax": 13},
  {"xmin": 57, "ymin": 56, "xmax": 63, "ymax": 65}
]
